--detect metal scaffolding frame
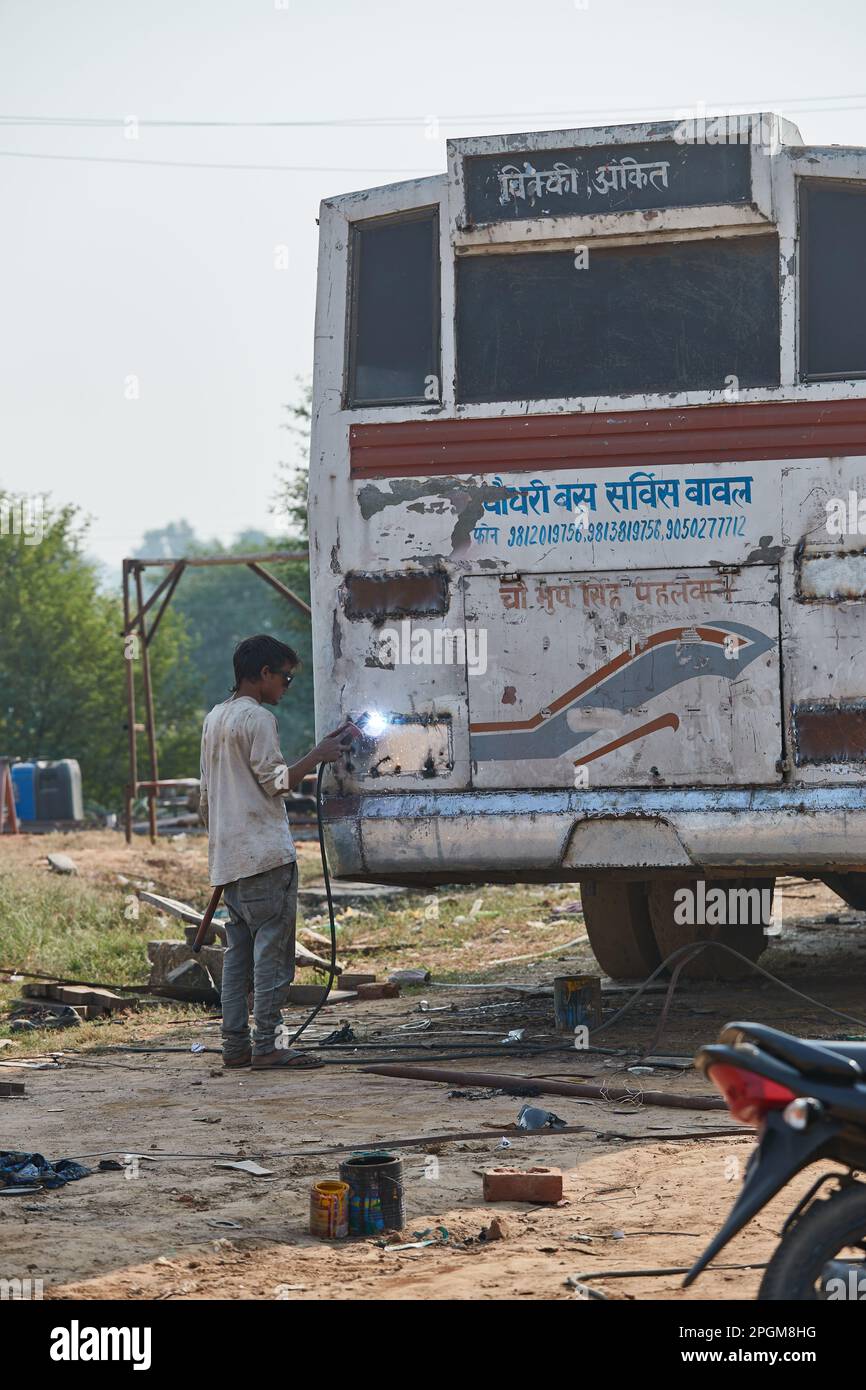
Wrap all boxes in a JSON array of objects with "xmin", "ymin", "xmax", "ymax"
[
  {"xmin": 121, "ymin": 552, "xmax": 310, "ymax": 844},
  {"xmin": 0, "ymin": 760, "xmax": 20, "ymax": 834}
]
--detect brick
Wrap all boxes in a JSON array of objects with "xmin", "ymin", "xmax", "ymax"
[
  {"xmin": 21, "ymin": 983, "xmax": 134, "ymax": 1015},
  {"xmin": 21, "ymin": 983, "xmax": 59, "ymax": 1000},
  {"xmin": 0, "ymin": 1081, "xmax": 26, "ymax": 1097},
  {"xmin": 482, "ymin": 1167, "xmax": 563, "ymax": 1204},
  {"xmin": 53, "ymin": 986, "xmax": 133, "ymax": 1015},
  {"xmin": 355, "ymin": 982, "xmax": 400, "ymax": 1000},
  {"xmin": 339, "ymin": 973, "xmax": 378, "ymax": 989}
]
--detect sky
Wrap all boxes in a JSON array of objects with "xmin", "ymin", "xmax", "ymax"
[{"xmin": 2, "ymin": 0, "xmax": 866, "ymax": 575}]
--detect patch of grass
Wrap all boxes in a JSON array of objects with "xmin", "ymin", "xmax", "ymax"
[
  {"xmin": 0, "ymin": 866, "xmax": 214, "ymax": 1055},
  {"xmin": 0, "ymin": 849, "xmax": 590, "ymax": 1058},
  {"xmin": 0, "ymin": 867, "xmax": 155, "ymax": 984}
]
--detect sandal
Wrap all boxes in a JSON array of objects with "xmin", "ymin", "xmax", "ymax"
[{"xmin": 251, "ymin": 1049, "xmax": 323, "ymax": 1070}]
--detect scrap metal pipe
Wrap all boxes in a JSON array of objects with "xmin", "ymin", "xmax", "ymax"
[{"xmin": 361, "ymin": 1064, "xmax": 726, "ymax": 1111}]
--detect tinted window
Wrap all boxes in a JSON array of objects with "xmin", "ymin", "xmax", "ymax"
[
  {"xmin": 456, "ymin": 235, "xmax": 780, "ymax": 403},
  {"xmin": 347, "ymin": 211, "xmax": 439, "ymax": 406},
  {"xmin": 801, "ymin": 181, "xmax": 866, "ymax": 380}
]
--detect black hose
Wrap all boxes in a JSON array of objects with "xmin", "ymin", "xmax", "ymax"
[{"xmin": 282, "ymin": 760, "xmax": 337, "ymax": 1047}]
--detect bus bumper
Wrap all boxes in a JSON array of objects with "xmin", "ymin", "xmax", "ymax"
[{"xmin": 321, "ymin": 787, "xmax": 866, "ymax": 884}]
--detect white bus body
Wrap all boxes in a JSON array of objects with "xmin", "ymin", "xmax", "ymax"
[{"xmin": 308, "ymin": 114, "xmax": 866, "ymax": 971}]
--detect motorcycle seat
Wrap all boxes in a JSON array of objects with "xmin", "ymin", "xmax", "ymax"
[
  {"xmin": 810, "ymin": 1040, "xmax": 866, "ymax": 1067},
  {"xmin": 720, "ymin": 1021, "xmax": 865, "ymax": 1082}
]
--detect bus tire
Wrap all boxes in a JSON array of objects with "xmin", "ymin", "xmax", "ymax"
[
  {"xmin": 647, "ymin": 877, "xmax": 773, "ymax": 979},
  {"xmin": 820, "ymin": 873, "xmax": 866, "ymax": 912},
  {"xmin": 580, "ymin": 879, "xmax": 662, "ymax": 980}
]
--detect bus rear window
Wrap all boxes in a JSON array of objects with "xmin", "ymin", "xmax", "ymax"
[
  {"xmin": 456, "ymin": 234, "xmax": 780, "ymax": 403},
  {"xmin": 347, "ymin": 210, "xmax": 440, "ymax": 407},
  {"xmin": 801, "ymin": 181, "xmax": 866, "ymax": 381}
]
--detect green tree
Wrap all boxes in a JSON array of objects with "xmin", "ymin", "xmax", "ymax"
[
  {"xmin": 0, "ymin": 494, "xmax": 198, "ymax": 810},
  {"xmin": 274, "ymin": 377, "xmax": 311, "ymax": 540},
  {"xmin": 132, "ymin": 525, "xmax": 315, "ymax": 763}
]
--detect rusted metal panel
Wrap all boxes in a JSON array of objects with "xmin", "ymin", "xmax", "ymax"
[
  {"xmin": 796, "ymin": 547, "xmax": 866, "ymax": 601},
  {"xmin": 793, "ymin": 702, "xmax": 866, "ymax": 765},
  {"xmin": 321, "ymin": 787, "xmax": 866, "ymax": 882},
  {"xmin": 342, "ymin": 569, "xmax": 449, "ymax": 621},
  {"xmin": 350, "ymin": 398, "xmax": 866, "ymax": 479}
]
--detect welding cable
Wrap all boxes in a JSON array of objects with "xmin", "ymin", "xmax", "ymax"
[
  {"xmin": 278, "ymin": 760, "xmax": 339, "ymax": 1048},
  {"xmin": 591, "ymin": 939, "xmax": 866, "ymax": 1042},
  {"xmin": 79, "ymin": 1042, "xmax": 583, "ymax": 1063}
]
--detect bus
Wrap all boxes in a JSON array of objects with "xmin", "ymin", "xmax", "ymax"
[{"xmin": 308, "ymin": 112, "xmax": 866, "ymax": 979}]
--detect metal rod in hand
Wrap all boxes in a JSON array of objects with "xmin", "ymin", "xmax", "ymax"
[{"xmin": 192, "ymin": 885, "xmax": 224, "ymax": 953}]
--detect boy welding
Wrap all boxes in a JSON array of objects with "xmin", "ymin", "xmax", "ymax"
[{"xmin": 199, "ymin": 634, "xmax": 359, "ymax": 1070}]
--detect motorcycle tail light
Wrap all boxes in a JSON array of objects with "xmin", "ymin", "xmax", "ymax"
[
  {"xmin": 783, "ymin": 1097, "xmax": 822, "ymax": 1130},
  {"xmin": 707, "ymin": 1063, "xmax": 797, "ymax": 1126}
]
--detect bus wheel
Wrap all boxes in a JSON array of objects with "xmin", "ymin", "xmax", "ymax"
[
  {"xmin": 820, "ymin": 873, "xmax": 866, "ymax": 912},
  {"xmin": 647, "ymin": 877, "xmax": 774, "ymax": 980},
  {"xmin": 580, "ymin": 880, "xmax": 662, "ymax": 980}
]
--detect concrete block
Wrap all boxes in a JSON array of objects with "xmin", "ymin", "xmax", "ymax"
[
  {"xmin": 162, "ymin": 958, "xmax": 218, "ymax": 1003},
  {"xmin": 147, "ymin": 940, "xmax": 224, "ymax": 997}
]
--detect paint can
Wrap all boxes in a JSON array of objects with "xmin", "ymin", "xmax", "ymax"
[
  {"xmin": 309, "ymin": 1179, "xmax": 349, "ymax": 1240},
  {"xmin": 553, "ymin": 974, "xmax": 602, "ymax": 1033},
  {"xmin": 339, "ymin": 1151, "xmax": 405, "ymax": 1235}
]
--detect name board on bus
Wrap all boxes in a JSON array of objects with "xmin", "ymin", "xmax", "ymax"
[{"xmin": 462, "ymin": 141, "xmax": 753, "ymax": 225}]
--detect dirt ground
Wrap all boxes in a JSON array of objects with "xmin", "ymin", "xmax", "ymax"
[{"xmin": 1, "ymin": 836, "xmax": 864, "ymax": 1301}]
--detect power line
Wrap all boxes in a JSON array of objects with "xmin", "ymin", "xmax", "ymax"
[
  {"xmin": 2, "ymin": 92, "xmax": 866, "ymax": 129},
  {"xmin": 0, "ymin": 149, "xmax": 437, "ymax": 174}
]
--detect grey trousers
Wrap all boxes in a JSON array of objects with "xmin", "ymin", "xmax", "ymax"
[{"xmin": 221, "ymin": 861, "xmax": 298, "ymax": 1059}]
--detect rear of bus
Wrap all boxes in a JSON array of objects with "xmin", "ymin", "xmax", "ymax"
[{"xmin": 308, "ymin": 113, "xmax": 866, "ymax": 976}]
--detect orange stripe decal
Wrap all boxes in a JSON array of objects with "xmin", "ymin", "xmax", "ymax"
[{"xmin": 572, "ymin": 712, "xmax": 681, "ymax": 766}]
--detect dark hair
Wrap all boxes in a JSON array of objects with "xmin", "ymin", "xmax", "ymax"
[{"xmin": 231, "ymin": 634, "xmax": 299, "ymax": 691}]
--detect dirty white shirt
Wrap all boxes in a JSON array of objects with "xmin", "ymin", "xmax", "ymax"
[{"xmin": 199, "ymin": 696, "xmax": 295, "ymax": 886}]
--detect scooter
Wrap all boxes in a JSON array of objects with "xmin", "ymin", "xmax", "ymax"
[{"xmin": 685, "ymin": 1020, "xmax": 866, "ymax": 1299}]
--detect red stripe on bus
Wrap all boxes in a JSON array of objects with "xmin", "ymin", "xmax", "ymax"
[{"xmin": 350, "ymin": 398, "xmax": 866, "ymax": 478}]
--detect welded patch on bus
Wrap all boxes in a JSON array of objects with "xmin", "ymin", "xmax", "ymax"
[
  {"xmin": 796, "ymin": 548, "xmax": 866, "ymax": 601},
  {"xmin": 793, "ymin": 702, "xmax": 866, "ymax": 765},
  {"xmin": 342, "ymin": 568, "xmax": 449, "ymax": 620}
]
